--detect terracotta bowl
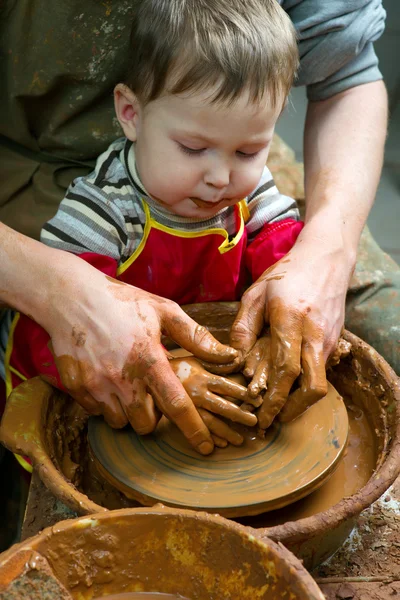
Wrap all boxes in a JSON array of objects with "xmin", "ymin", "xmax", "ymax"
[
  {"xmin": 0, "ymin": 506, "xmax": 324, "ymax": 599},
  {"xmin": 1, "ymin": 302, "xmax": 399, "ymax": 570}
]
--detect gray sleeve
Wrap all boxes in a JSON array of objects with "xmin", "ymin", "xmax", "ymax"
[{"xmin": 282, "ymin": 0, "xmax": 386, "ymax": 101}]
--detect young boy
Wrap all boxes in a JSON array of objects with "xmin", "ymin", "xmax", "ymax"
[{"xmin": 2, "ymin": 0, "xmax": 302, "ymax": 449}]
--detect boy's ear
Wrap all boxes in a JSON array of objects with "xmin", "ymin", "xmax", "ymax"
[{"xmin": 114, "ymin": 84, "xmax": 141, "ymax": 141}]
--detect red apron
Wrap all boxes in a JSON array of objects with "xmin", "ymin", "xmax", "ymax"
[{"xmin": 5, "ymin": 200, "xmax": 248, "ymax": 396}]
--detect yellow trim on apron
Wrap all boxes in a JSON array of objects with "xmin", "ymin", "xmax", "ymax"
[
  {"xmin": 14, "ymin": 453, "xmax": 33, "ymax": 474},
  {"xmin": 117, "ymin": 199, "xmax": 248, "ymax": 274}
]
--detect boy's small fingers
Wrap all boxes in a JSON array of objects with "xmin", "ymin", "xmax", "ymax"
[
  {"xmin": 198, "ymin": 409, "xmax": 244, "ymax": 446},
  {"xmin": 211, "ymin": 434, "xmax": 228, "ymax": 448},
  {"xmin": 200, "ymin": 391, "xmax": 257, "ymax": 426},
  {"xmin": 208, "ymin": 375, "xmax": 248, "ymax": 401},
  {"xmin": 144, "ymin": 350, "xmax": 214, "ymax": 455}
]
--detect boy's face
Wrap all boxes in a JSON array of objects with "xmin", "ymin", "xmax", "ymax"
[{"xmin": 115, "ymin": 86, "xmax": 283, "ymax": 219}]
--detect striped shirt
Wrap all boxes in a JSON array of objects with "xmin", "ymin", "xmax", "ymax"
[
  {"xmin": 0, "ymin": 137, "xmax": 299, "ymax": 382},
  {"xmin": 40, "ymin": 138, "xmax": 300, "ymax": 261}
]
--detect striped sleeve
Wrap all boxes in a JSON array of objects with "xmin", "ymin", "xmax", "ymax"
[
  {"xmin": 40, "ymin": 145, "xmax": 145, "ymax": 263},
  {"xmin": 245, "ymin": 166, "xmax": 300, "ymax": 239}
]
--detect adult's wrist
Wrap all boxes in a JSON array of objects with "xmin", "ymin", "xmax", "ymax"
[
  {"xmin": 297, "ymin": 211, "xmax": 358, "ymax": 272},
  {"xmin": 0, "ymin": 223, "xmax": 78, "ymax": 327}
]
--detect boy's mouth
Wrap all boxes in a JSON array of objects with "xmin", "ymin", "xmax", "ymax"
[{"xmin": 190, "ymin": 197, "xmax": 227, "ymax": 209}]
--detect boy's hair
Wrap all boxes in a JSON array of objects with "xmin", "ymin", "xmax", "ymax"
[{"xmin": 125, "ymin": 0, "xmax": 298, "ymax": 108}]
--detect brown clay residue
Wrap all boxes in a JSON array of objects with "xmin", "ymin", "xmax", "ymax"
[
  {"xmin": 72, "ymin": 326, "xmax": 86, "ymax": 347},
  {"xmin": 0, "ymin": 509, "xmax": 324, "ymax": 599},
  {"xmin": 94, "ymin": 594, "xmax": 189, "ymax": 599},
  {"xmin": 1, "ymin": 303, "xmax": 399, "ymax": 573},
  {"xmin": 87, "ymin": 381, "xmax": 348, "ymax": 517}
]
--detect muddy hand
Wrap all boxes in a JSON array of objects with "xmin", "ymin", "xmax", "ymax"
[
  {"xmin": 170, "ymin": 357, "xmax": 258, "ymax": 428},
  {"xmin": 278, "ymin": 335, "xmax": 351, "ymax": 422},
  {"xmin": 45, "ymin": 264, "xmax": 237, "ymax": 455},
  {"xmin": 230, "ymin": 245, "xmax": 348, "ymax": 429}
]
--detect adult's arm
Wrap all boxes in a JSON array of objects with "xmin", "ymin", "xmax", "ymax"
[
  {"xmin": 0, "ymin": 223, "xmax": 238, "ymax": 453},
  {"xmin": 230, "ymin": 0, "xmax": 388, "ymax": 427}
]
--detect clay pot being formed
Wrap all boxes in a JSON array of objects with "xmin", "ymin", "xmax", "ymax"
[
  {"xmin": 1, "ymin": 302, "xmax": 399, "ymax": 570},
  {"xmin": 0, "ymin": 506, "xmax": 324, "ymax": 599}
]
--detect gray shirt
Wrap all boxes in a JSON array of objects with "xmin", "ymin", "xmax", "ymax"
[{"xmin": 281, "ymin": 0, "xmax": 386, "ymax": 100}]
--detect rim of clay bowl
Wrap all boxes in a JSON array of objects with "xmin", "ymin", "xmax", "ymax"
[
  {"xmin": 257, "ymin": 329, "xmax": 400, "ymax": 545},
  {"xmin": 0, "ymin": 505, "xmax": 325, "ymax": 600}
]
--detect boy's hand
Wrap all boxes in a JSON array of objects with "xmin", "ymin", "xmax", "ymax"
[
  {"xmin": 169, "ymin": 355, "xmax": 258, "ymax": 431},
  {"xmin": 42, "ymin": 260, "xmax": 238, "ymax": 455},
  {"xmin": 230, "ymin": 239, "xmax": 350, "ymax": 429}
]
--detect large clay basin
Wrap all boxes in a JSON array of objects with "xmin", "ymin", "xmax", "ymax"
[
  {"xmin": 0, "ymin": 506, "xmax": 324, "ymax": 599},
  {"xmin": 1, "ymin": 302, "xmax": 399, "ymax": 570}
]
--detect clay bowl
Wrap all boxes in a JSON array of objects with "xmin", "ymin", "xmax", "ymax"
[
  {"xmin": 0, "ymin": 506, "xmax": 324, "ymax": 599},
  {"xmin": 1, "ymin": 302, "xmax": 399, "ymax": 570}
]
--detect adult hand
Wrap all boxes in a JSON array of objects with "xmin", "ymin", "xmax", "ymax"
[
  {"xmin": 230, "ymin": 236, "xmax": 352, "ymax": 429},
  {"xmin": 169, "ymin": 356, "xmax": 259, "ymax": 446},
  {"xmin": 39, "ymin": 256, "xmax": 238, "ymax": 455}
]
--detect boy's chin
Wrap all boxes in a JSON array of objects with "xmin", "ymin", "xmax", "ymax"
[{"xmin": 154, "ymin": 197, "xmax": 226, "ymax": 219}]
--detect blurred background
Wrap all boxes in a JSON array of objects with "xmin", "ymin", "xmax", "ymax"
[{"xmin": 276, "ymin": 0, "xmax": 400, "ymax": 264}]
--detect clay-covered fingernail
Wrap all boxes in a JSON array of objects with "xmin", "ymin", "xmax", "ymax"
[
  {"xmin": 197, "ymin": 440, "xmax": 214, "ymax": 455},
  {"xmin": 224, "ymin": 346, "xmax": 238, "ymax": 358},
  {"xmin": 243, "ymin": 367, "xmax": 254, "ymax": 378},
  {"xmin": 248, "ymin": 382, "xmax": 260, "ymax": 398}
]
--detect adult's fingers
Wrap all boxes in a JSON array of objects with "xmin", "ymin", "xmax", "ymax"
[
  {"xmin": 199, "ymin": 391, "xmax": 257, "ymax": 426},
  {"xmin": 55, "ymin": 353, "xmax": 127, "ymax": 427},
  {"xmin": 121, "ymin": 378, "xmax": 161, "ymax": 435},
  {"xmin": 144, "ymin": 349, "xmax": 214, "ymax": 455},
  {"xmin": 71, "ymin": 387, "xmax": 127, "ymax": 429},
  {"xmin": 244, "ymin": 336, "xmax": 270, "ymax": 398},
  {"xmin": 229, "ymin": 286, "xmax": 265, "ymax": 357},
  {"xmin": 162, "ymin": 305, "xmax": 238, "ymax": 364},
  {"xmin": 243, "ymin": 337, "xmax": 267, "ymax": 378},
  {"xmin": 198, "ymin": 409, "xmax": 244, "ymax": 446},
  {"xmin": 257, "ymin": 308, "xmax": 302, "ymax": 430},
  {"xmin": 248, "ymin": 362, "xmax": 268, "ymax": 399},
  {"xmin": 279, "ymin": 334, "xmax": 327, "ymax": 423}
]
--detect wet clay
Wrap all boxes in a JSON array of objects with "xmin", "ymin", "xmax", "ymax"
[
  {"xmin": 95, "ymin": 594, "xmax": 188, "ymax": 599},
  {"xmin": 238, "ymin": 396, "xmax": 376, "ymax": 527},
  {"xmin": 87, "ymin": 382, "xmax": 348, "ymax": 517},
  {"xmin": 1, "ymin": 305, "xmax": 399, "ymax": 569},
  {"xmin": 0, "ymin": 508, "xmax": 325, "ymax": 600}
]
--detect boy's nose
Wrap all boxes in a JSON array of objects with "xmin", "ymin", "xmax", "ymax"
[{"xmin": 204, "ymin": 164, "xmax": 230, "ymax": 189}]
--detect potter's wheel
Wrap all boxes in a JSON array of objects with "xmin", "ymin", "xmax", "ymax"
[{"xmin": 88, "ymin": 382, "xmax": 348, "ymax": 517}]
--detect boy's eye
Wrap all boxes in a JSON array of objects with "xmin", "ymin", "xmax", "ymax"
[
  {"xmin": 178, "ymin": 143, "xmax": 206, "ymax": 156},
  {"xmin": 236, "ymin": 150, "xmax": 260, "ymax": 160}
]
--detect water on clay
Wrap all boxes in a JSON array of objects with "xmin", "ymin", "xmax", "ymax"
[
  {"xmin": 238, "ymin": 400, "xmax": 376, "ymax": 527},
  {"xmin": 95, "ymin": 594, "xmax": 189, "ymax": 599},
  {"xmin": 78, "ymin": 348, "xmax": 376, "ymax": 522},
  {"xmin": 165, "ymin": 348, "xmax": 377, "ymax": 523}
]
